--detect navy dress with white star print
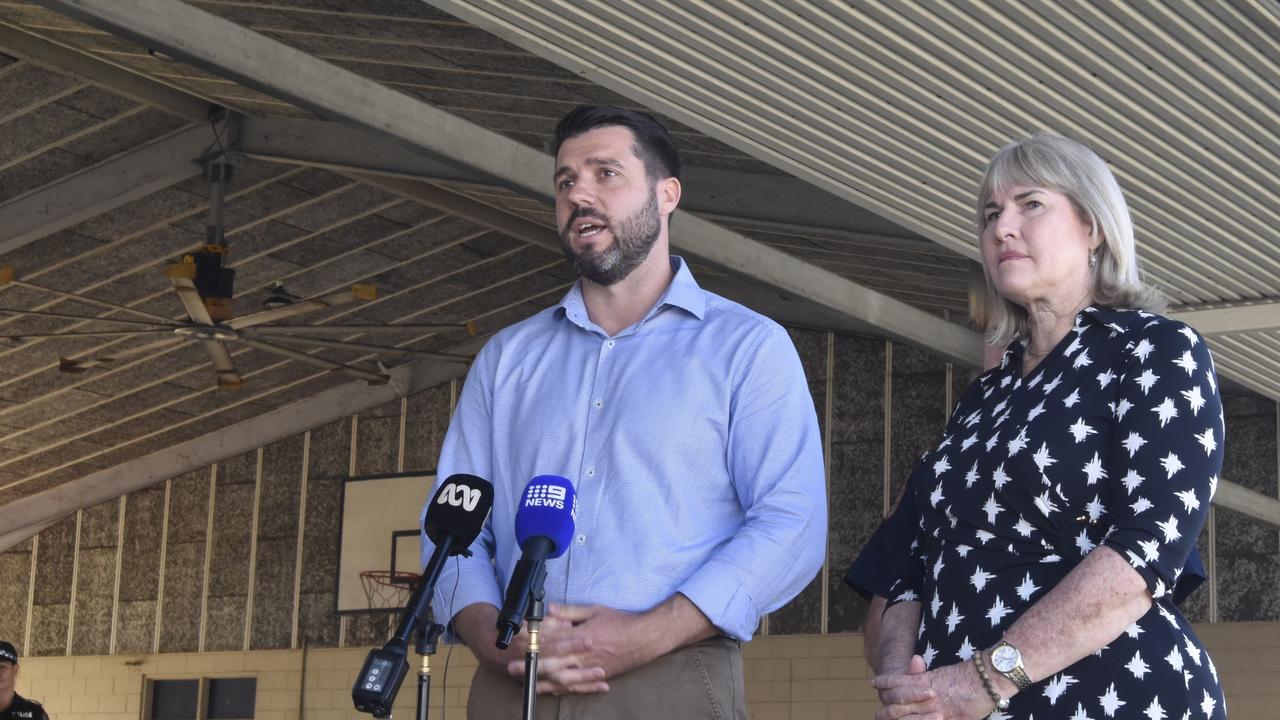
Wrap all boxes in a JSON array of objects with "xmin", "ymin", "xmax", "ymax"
[{"xmin": 889, "ymin": 307, "xmax": 1227, "ymax": 719}]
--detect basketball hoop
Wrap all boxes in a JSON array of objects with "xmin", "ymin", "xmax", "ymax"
[{"xmin": 359, "ymin": 570, "xmax": 419, "ymax": 611}]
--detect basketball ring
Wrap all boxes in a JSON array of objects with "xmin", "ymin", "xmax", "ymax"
[{"xmin": 359, "ymin": 569, "xmax": 420, "ymax": 610}]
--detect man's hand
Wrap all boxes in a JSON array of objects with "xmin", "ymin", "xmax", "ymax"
[
  {"xmin": 452, "ymin": 602, "xmax": 607, "ymax": 695},
  {"xmin": 507, "ymin": 604, "xmax": 652, "ymax": 690},
  {"xmin": 505, "ymin": 594, "xmax": 716, "ymax": 695}
]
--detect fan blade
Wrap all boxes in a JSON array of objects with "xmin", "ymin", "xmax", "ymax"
[
  {"xmin": 238, "ymin": 331, "xmax": 470, "ymax": 363},
  {"xmin": 201, "ymin": 339, "xmax": 244, "ymax": 389},
  {"xmin": 248, "ymin": 321, "xmax": 476, "ymax": 336},
  {"xmin": 59, "ymin": 337, "xmax": 187, "ymax": 372},
  {"xmin": 6, "ymin": 329, "xmax": 176, "ymax": 340},
  {"xmin": 166, "ymin": 266, "xmax": 215, "ymax": 326},
  {"xmin": 227, "ymin": 284, "xmax": 377, "ymax": 330},
  {"xmin": 3, "ymin": 268, "xmax": 175, "ymax": 324},
  {"xmin": 234, "ymin": 335, "xmax": 388, "ymax": 383},
  {"xmin": 0, "ymin": 306, "xmax": 182, "ymax": 328}
]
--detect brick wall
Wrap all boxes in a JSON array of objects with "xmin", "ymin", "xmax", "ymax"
[{"xmin": 13, "ymin": 623, "xmax": 1280, "ymax": 720}]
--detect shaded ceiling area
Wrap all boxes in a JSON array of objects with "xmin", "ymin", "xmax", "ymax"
[{"xmin": 0, "ymin": 0, "xmax": 1276, "ymax": 540}]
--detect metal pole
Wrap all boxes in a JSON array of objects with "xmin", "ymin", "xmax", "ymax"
[
  {"xmin": 414, "ymin": 622, "xmax": 442, "ymax": 720},
  {"xmin": 522, "ymin": 598, "xmax": 544, "ymax": 720}
]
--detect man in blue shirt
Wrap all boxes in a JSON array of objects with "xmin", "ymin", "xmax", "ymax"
[{"xmin": 427, "ymin": 106, "xmax": 827, "ymax": 718}]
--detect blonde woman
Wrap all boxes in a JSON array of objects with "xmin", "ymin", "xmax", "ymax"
[{"xmin": 873, "ymin": 134, "xmax": 1225, "ymax": 720}]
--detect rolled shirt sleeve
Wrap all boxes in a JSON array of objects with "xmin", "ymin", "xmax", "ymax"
[{"xmin": 677, "ymin": 325, "xmax": 827, "ymax": 640}]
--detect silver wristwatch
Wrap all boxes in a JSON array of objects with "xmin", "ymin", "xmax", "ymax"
[{"xmin": 990, "ymin": 641, "xmax": 1033, "ymax": 690}]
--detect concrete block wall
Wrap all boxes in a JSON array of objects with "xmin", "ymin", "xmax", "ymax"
[
  {"xmin": 2, "ymin": 326, "xmax": 1276, "ymax": 719},
  {"xmin": 12, "ymin": 624, "xmax": 1280, "ymax": 720}
]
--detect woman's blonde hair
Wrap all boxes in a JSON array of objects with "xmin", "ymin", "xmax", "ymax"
[{"xmin": 974, "ymin": 133, "xmax": 1165, "ymax": 345}]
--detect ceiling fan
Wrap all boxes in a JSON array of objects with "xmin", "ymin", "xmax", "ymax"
[{"xmin": 0, "ymin": 157, "xmax": 475, "ymax": 389}]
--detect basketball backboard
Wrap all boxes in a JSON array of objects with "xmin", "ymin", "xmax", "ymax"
[{"xmin": 337, "ymin": 471, "xmax": 435, "ymax": 614}]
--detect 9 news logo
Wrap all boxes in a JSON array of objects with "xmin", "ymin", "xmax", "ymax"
[{"xmin": 524, "ymin": 483, "xmax": 567, "ymax": 510}]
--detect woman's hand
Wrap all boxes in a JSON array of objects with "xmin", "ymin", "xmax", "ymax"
[{"xmin": 872, "ymin": 656, "xmax": 995, "ymax": 720}]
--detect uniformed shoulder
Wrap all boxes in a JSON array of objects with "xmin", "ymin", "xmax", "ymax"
[{"xmin": 8, "ymin": 694, "xmax": 47, "ymax": 720}]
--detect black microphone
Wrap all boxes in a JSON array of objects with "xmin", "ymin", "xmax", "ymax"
[
  {"xmin": 495, "ymin": 475, "xmax": 577, "ymax": 649},
  {"xmin": 353, "ymin": 473, "xmax": 493, "ymax": 717}
]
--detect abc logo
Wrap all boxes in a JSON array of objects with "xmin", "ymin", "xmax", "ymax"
[{"xmin": 437, "ymin": 482, "xmax": 482, "ymax": 512}]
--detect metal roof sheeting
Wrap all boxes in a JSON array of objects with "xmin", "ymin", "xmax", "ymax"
[{"xmin": 433, "ymin": 0, "xmax": 1280, "ymax": 398}]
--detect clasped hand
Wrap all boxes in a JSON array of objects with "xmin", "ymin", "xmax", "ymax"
[
  {"xmin": 871, "ymin": 654, "xmax": 993, "ymax": 720},
  {"xmin": 502, "ymin": 603, "xmax": 652, "ymax": 696}
]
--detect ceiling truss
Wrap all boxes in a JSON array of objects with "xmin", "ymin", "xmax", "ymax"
[{"xmin": 0, "ymin": 0, "xmax": 1269, "ymax": 543}]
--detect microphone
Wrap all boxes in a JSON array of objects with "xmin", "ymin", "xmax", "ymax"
[
  {"xmin": 352, "ymin": 473, "xmax": 493, "ymax": 717},
  {"xmin": 495, "ymin": 475, "xmax": 577, "ymax": 649}
]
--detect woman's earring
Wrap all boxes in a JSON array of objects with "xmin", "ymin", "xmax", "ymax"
[{"xmin": 1088, "ymin": 250, "xmax": 1098, "ymax": 270}]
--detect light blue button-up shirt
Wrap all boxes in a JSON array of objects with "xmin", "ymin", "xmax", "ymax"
[{"xmin": 426, "ymin": 258, "xmax": 826, "ymax": 641}]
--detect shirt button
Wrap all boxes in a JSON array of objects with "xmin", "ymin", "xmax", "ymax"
[
  {"xmin": 606, "ymin": 340, "xmax": 615, "ymax": 348},
  {"xmin": 585, "ymin": 467, "xmax": 595, "ymax": 477},
  {"xmin": 576, "ymin": 534, "xmax": 587, "ymax": 545},
  {"xmin": 593, "ymin": 399, "xmax": 603, "ymax": 408}
]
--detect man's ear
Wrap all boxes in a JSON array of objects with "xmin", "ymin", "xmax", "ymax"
[{"xmin": 658, "ymin": 176, "xmax": 681, "ymax": 217}]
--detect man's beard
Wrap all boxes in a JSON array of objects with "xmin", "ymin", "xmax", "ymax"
[{"xmin": 560, "ymin": 188, "xmax": 660, "ymax": 286}]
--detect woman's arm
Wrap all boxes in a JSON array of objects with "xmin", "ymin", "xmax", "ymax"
[
  {"xmin": 877, "ymin": 598, "xmax": 923, "ymax": 675},
  {"xmin": 991, "ymin": 544, "xmax": 1151, "ymax": 692},
  {"xmin": 873, "ymin": 546, "xmax": 1150, "ymax": 720}
]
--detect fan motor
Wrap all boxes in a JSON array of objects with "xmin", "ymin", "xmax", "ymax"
[{"xmin": 189, "ymin": 245, "xmax": 235, "ymax": 321}]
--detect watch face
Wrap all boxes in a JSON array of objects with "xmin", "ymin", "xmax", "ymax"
[{"xmin": 991, "ymin": 644, "xmax": 1020, "ymax": 673}]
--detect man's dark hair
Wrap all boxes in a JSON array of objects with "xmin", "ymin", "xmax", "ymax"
[{"xmin": 553, "ymin": 105, "xmax": 681, "ymax": 183}]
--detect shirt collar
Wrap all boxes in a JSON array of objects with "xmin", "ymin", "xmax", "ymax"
[
  {"xmin": 1077, "ymin": 304, "xmax": 1145, "ymax": 335},
  {"xmin": 555, "ymin": 256, "xmax": 706, "ymax": 331},
  {"xmin": 1001, "ymin": 304, "xmax": 1142, "ymax": 367},
  {"xmin": 659, "ymin": 256, "xmax": 707, "ymax": 319}
]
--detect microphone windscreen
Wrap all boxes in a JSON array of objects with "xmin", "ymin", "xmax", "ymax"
[
  {"xmin": 514, "ymin": 475, "xmax": 576, "ymax": 559},
  {"xmin": 424, "ymin": 474, "xmax": 494, "ymax": 551}
]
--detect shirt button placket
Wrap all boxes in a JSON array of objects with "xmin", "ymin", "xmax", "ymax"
[{"xmin": 571, "ymin": 337, "xmax": 613, "ymax": 598}]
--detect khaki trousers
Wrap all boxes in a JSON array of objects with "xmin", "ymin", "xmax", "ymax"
[{"xmin": 466, "ymin": 636, "xmax": 748, "ymax": 720}]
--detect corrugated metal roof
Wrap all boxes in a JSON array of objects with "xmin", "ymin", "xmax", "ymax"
[
  {"xmin": 0, "ymin": 0, "xmax": 1274, "ymax": 523},
  {"xmin": 433, "ymin": 0, "xmax": 1280, "ymax": 398}
]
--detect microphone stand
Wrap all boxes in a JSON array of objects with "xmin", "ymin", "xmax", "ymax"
[
  {"xmin": 414, "ymin": 621, "xmax": 444, "ymax": 720},
  {"xmin": 352, "ymin": 538, "xmax": 458, "ymax": 718},
  {"xmin": 521, "ymin": 565, "xmax": 546, "ymax": 720}
]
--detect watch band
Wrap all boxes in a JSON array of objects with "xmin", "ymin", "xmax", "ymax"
[{"xmin": 1004, "ymin": 663, "xmax": 1033, "ymax": 690}]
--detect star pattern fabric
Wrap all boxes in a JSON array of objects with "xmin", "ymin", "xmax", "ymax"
[{"xmin": 887, "ymin": 307, "xmax": 1226, "ymax": 719}]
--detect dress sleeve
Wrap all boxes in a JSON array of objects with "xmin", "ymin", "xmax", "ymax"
[
  {"xmin": 883, "ymin": 520, "xmax": 926, "ymax": 608},
  {"xmin": 846, "ymin": 488, "xmax": 918, "ymax": 600},
  {"xmin": 1100, "ymin": 317, "xmax": 1224, "ymax": 600}
]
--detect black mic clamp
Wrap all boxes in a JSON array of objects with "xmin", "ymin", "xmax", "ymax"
[{"xmin": 495, "ymin": 557, "xmax": 547, "ymax": 649}]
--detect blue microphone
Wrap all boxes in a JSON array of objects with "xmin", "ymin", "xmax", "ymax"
[{"xmin": 495, "ymin": 475, "xmax": 577, "ymax": 649}]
